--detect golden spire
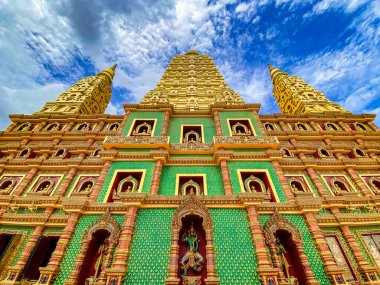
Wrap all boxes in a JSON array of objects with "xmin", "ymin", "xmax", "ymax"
[
  {"xmin": 140, "ymin": 50, "xmax": 244, "ymax": 111},
  {"xmin": 35, "ymin": 64, "xmax": 117, "ymax": 115},
  {"xmin": 268, "ymin": 64, "xmax": 349, "ymax": 114}
]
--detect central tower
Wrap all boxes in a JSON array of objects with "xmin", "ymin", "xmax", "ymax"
[{"xmin": 140, "ymin": 50, "xmax": 244, "ymax": 111}]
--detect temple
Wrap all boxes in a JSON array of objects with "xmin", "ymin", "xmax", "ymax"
[{"xmin": 0, "ymin": 50, "xmax": 379, "ymax": 285}]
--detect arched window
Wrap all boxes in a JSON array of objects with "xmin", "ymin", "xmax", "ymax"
[
  {"xmin": 92, "ymin": 149, "xmax": 101, "ymax": 157},
  {"xmin": 296, "ymin": 123, "xmax": 307, "ymax": 131},
  {"xmin": 355, "ymin": 148, "xmax": 366, "ymax": 157},
  {"xmin": 290, "ymin": 180, "xmax": 304, "ymax": 192},
  {"xmin": 330, "ymin": 178, "xmax": 350, "ymax": 194},
  {"xmin": 108, "ymin": 123, "xmax": 119, "ymax": 131},
  {"xmin": 244, "ymin": 175, "xmax": 266, "ymax": 193},
  {"xmin": 282, "ymin": 148, "xmax": 293, "ymax": 157},
  {"xmin": 0, "ymin": 178, "xmax": 16, "ymax": 194},
  {"xmin": 17, "ymin": 123, "xmax": 31, "ymax": 131},
  {"xmin": 318, "ymin": 148, "xmax": 331, "ymax": 157},
  {"xmin": 19, "ymin": 148, "xmax": 31, "ymax": 158},
  {"xmin": 355, "ymin": 123, "xmax": 367, "ymax": 131},
  {"xmin": 325, "ymin": 123, "xmax": 338, "ymax": 131},
  {"xmin": 265, "ymin": 123, "xmax": 275, "ymax": 131},
  {"xmin": 55, "ymin": 148, "xmax": 66, "ymax": 157},
  {"xmin": 78, "ymin": 181, "xmax": 94, "ymax": 193},
  {"xmin": 45, "ymin": 123, "xmax": 60, "ymax": 131},
  {"xmin": 77, "ymin": 123, "xmax": 89, "ymax": 131}
]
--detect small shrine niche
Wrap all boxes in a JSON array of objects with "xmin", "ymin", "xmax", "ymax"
[
  {"xmin": 0, "ymin": 177, "xmax": 16, "ymax": 194},
  {"xmin": 294, "ymin": 123, "xmax": 308, "ymax": 131},
  {"xmin": 45, "ymin": 122, "xmax": 60, "ymax": 131},
  {"xmin": 352, "ymin": 148, "xmax": 366, "ymax": 158},
  {"xmin": 54, "ymin": 148, "xmax": 69, "ymax": 159},
  {"xmin": 182, "ymin": 125, "xmax": 203, "ymax": 143},
  {"xmin": 264, "ymin": 123, "xmax": 276, "ymax": 131},
  {"xmin": 72, "ymin": 177, "xmax": 97, "ymax": 196},
  {"xmin": 17, "ymin": 123, "xmax": 31, "ymax": 132},
  {"xmin": 316, "ymin": 147, "xmax": 332, "ymax": 158},
  {"xmin": 130, "ymin": 120, "xmax": 155, "ymax": 136},
  {"xmin": 178, "ymin": 215, "xmax": 207, "ymax": 285},
  {"xmin": 239, "ymin": 171, "xmax": 276, "ymax": 202},
  {"xmin": 369, "ymin": 178, "xmax": 380, "ymax": 194},
  {"xmin": 282, "ymin": 148, "xmax": 294, "ymax": 157},
  {"xmin": 108, "ymin": 171, "xmax": 144, "ymax": 202},
  {"xmin": 286, "ymin": 177, "xmax": 312, "ymax": 196},
  {"xmin": 228, "ymin": 119, "xmax": 253, "ymax": 136},
  {"xmin": 329, "ymin": 178, "xmax": 351, "ymax": 195},
  {"xmin": 108, "ymin": 123, "xmax": 119, "ymax": 131},
  {"xmin": 76, "ymin": 122, "xmax": 90, "ymax": 131},
  {"xmin": 18, "ymin": 148, "xmax": 34, "ymax": 159},
  {"xmin": 353, "ymin": 122, "xmax": 368, "ymax": 131},
  {"xmin": 177, "ymin": 176, "xmax": 205, "ymax": 196},
  {"xmin": 29, "ymin": 176, "xmax": 60, "ymax": 196},
  {"xmin": 324, "ymin": 122, "xmax": 339, "ymax": 131}
]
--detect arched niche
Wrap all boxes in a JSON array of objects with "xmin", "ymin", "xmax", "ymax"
[
  {"xmin": 288, "ymin": 179, "xmax": 306, "ymax": 193},
  {"xmin": 0, "ymin": 177, "xmax": 16, "ymax": 194},
  {"xmin": 318, "ymin": 148, "xmax": 331, "ymax": 158},
  {"xmin": 264, "ymin": 123, "xmax": 276, "ymax": 131},
  {"xmin": 92, "ymin": 148, "xmax": 102, "ymax": 157},
  {"xmin": 354, "ymin": 122, "xmax": 367, "ymax": 131},
  {"xmin": 369, "ymin": 178, "xmax": 380, "ymax": 194},
  {"xmin": 181, "ymin": 180, "xmax": 201, "ymax": 195},
  {"xmin": 264, "ymin": 212, "xmax": 317, "ymax": 285},
  {"xmin": 76, "ymin": 122, "xmax": 90, "ymax": 131},
  {"xmin": 282, "ymin": 148, "xmax": 293, "ymax": 157},
  {"xmin": 353, "ymin": 147, "xmax": 366, "ymax": 158},
  {"xmin": 132, "ymin": 122, "xmax": 152, "ymax": 136},
  {"xmin": 295, "ymin": 123, "xmax": 308, "ymax": 131},
  {"xmin": 45, "ymin": 122, "xmax": 60, "ymax": 131},
  {"xmin": 108, "ymin": 123, "xmax": 119, "ymax": 131},
  {"xmin": 330, "ymin": 178, "xmax": 350, "ymax": 195},
  {"xmin": 231, "ymin": 122, "xmax": 251, "ymax": 136},
  {"xmin": 166, "ymin": 194, "xmax": 219, "ymax": 285},
  {"xmin": 17, "ymin": 123, "xmax": 31, "ymax": 132},
  {"xmin": 33, "ymin": 178, "xmax": 54, "ymax": 194},
  {"xmin": 55, "ymin": 148, "xmax": 67, "ymax": 158},
  {"xmin": 116, "ymin": 175, "xmax": 139, "ymax": 195},
  {"xmin": 78, "ymin": 179, "xmax": 95, "ymax": 193},
  {"xmin": 18, "ymin": 148, "xmax": 31, "ymax": 158},
  {"xmin": 325, "ymin": 122, "xmax": 338, "ymax": 131},
  {"xmin": 183, "ymin": 130, "xmax": 201, "ymax": 143},
  {"xmin": 68, "ymin": 211, "xmax": 120, "ymax": 285},
  {"xmin": 244, "ymin": 175, "xmax": 266, "ymax": 193}
]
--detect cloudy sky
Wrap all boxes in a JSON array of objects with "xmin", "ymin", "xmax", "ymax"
[{"xmin": 0, "ymin": 0, "xmax": 379, "ymax": 130}]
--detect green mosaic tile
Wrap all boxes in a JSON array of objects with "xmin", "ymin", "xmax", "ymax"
[
  {"xmin": 121, "ymin": 111, "xmax": 164, "ymax": 136},
  {"xmin": 43, "ymin": 227, "xmax": 64, "ymax": 234},
  {"xmin": 218, "ymin": 111, "xmax": 263, "ymax": 136},
  {"xmin": 159, "ymin": 165, "xmax": 224, "ymax": 196},
  {"xmin": 228, "ymin": 161, "xmax": 287, "ymax": 202},
  {"xmin": 97, "ymin": 161, "xmax": 155, "ymax": 202},
  {"xmin": 260, "ymin": 214, "xmax": 330, "ymax": 285},
  {"xmin": 54, "ymin": 214, "xmax": 124, "ymax": 285},
  {"xmin": 318, "ymin": 208, "xmax": 331, "ymax": 215},
  {"xmin": 210, "ymin": 209, "xmax": 259, "ymax": 285},
  {"xmin": 168, "ymin": 117, "xmax": 216, "ymax": 143},
  {"xmin": 303, "ymin": 175, "xmax": 320, "ymax": 197},
  {"xmin": 123, "ymin": 209, "xmax": 174, "ymax": 285}
]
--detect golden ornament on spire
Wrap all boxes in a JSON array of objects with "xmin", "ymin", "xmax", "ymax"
[
  {"xmin": 35, "ymin": 64, "xmax": 117, "ymax": 115},
  {"xmin": 140, "ymin": 50, "xmax": 244, "ymax": 111},
  {"xmin": 268, "ymin": 64, "xmax": 349, "ymax": 115}
]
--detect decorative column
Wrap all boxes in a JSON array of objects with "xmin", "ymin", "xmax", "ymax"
[
  {"xmin": 36, "ymin": 213, "xmax": 80, "ymax": 285},
  {"xmin": 303, "ymin": 212, "xmax": 347, "ymax": 284},
  {"xmin": 12, "ymin": 167, "xmax": 38, "ymax": 196},
  {"xmin": 117, "ymin": 111, "xmax": 130, "ymax": 136},
  {"xmin": 346, "ymin": 168, "xmax": 372, "ymax": 196},
  {"xmin": 96, "ymin": 121, "xmax": 105, "ymax": 132},
  {"xmin": 204, "ymin": 229, "xmax": 219, "ymax": 285},
  {"xmin": 63, "ymin": 121, "xmax": 76, "ymax": 132},
  {"xmin": 213, "ymin": 110, "xmax": 223, "ymax": 136},
  {"xmin": 306, "ymin": 168, "xmax": 329, "ymax": 196},
  {"xmin": 339, "ymin": 223, "xmax": 378, "ymax": 282},
  {"xmin": 56, "ymin": 168, "xmax": 78, "ymax": 196},
  {"xmin": 246, "ymin": 206, "xmax": 279, "ymax": 285},
  {"xmin": 220, "ymin": 160, "xmax": 233, "ymax": 195},
  {"xmin": 337, "ymin": 121, "xmax": 351, "ymax": 132},
  {"xmin": 165, "ymin": 228, "xmax": 181, "ymax": 285},
  {"xmin": 161, "ymin": 110, "xmax": 171, "ymax": 136},
  {"xmin": 2, "ymin": 226, "xmax": 44, "ymax": 283},
  {"xmin": 278, "ymin": 121, "xmax": 288, "ymax": 131},
  {"xmin": 366, "ymin": 121, "xmax": 379, "ymax": 132},
  {"xmin": 34, "ymin": 121, "xmax": 48, "ymax": 132},
  {"xmin": 252, "ymin": 111, "xmax": 266, "ymax": 135},
  {"xmin": 89, "ymin": 161, "xmax": 112, "ymax": 203},
  {"xmin": 106, "ymin": 206, "xmax": 139, "ymax": 284},
  {"xmin": 271, "ymin": 161, "xmax": 294, "ymax": 202},
  {"xmin": 309, "ymin": 121, "xmax": 320, "ymax": 132},
  {"xmin": 150, "ymin": 160, "xmax": 163, "ymax": 195}
]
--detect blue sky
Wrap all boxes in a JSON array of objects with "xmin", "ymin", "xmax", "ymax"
[{"xmin": 0, "ymin": 0, "xmax": 379, "ymax": 130}]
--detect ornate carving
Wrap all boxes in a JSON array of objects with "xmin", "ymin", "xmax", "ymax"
[
  {"xmin": 171, "ymin": 142, "xmax": 213, "ymax": 152},
  {"xmin": 213, "ymin": 136, "xmax": 279, "ymax": 149},
  {"xmin": 103, "ymin": 136, "xmax": 170, "ymax": 150},
  {"xmin": 264, "ymin": 211, "xmax": 302, "ymax": 244}
]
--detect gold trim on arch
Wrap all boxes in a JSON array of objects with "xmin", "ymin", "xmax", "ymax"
[
  {"xmin": 180, "ymin": 124, "xmax": 205, "ymax": 143},
  {"xmin": 103, "ymin": 169, "xmax": 147, "ymax": 202},
  {"xmin": 226, "ymin": 118, "xmax": 256, "ymax": 136},
  {"xmin": 127, "ymin": 118, "xmax": 157, "ymax": 137},
  {"xmin": 175, "ymin": 174, "xmax": 207, "ymax": 196},
  {"xmin": 236, "ymin": 169, "xmax": 280, "ymax": 202}
]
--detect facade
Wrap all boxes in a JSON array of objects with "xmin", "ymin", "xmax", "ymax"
[{"xmin": 0, "ymin": 50, "xmax": 379, "ymax": 285}]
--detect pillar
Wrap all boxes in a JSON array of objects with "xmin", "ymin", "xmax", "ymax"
[
  {"xmin": 150, "ymin": 160, "xmax": 163, "ymax": 195},
  {"xmin": 213, "ymin": 110, "xmax": 223, "ymax": 136},
  {"xmin": 278, "ymin": 121, "xmax": 288, "ymax": 131},
  {"xmin": 271, "ymin": 161, "xmax": 295, "ymax": 202},
  {"xmin": 34, "ymin": 121, "xmax": 48, "ymax": 132},
  {"xmin": 89, "ymin": 161, "xmax": 112, "ymax": 203},
  {"xmin": 306, "ymin": 168, "xmax": 329, "ymax": 196},
  {"xmin": 346, "ymin": 168, "xmax": 372, "ymax": 196},
  {"xmin": 338, "ymin": 121, "xmax": 351, "ymax": 132},
  {"xmin": 56, "ymin": 168, "xmax": 78, "ymax": 197},
  {"xmin": 117, "ymin": 111, "xmax": 130, "ymax": 136},
  {"xmin": 309, "ymin": 121, "xmax": 320, "ymax": 132},
  {"xmin": 63, "ymin": 121, "xmax": 75, "ymax": 132},
  {"xmin": 165, "ymin": 228, "xmax": 180, "ymax": 285},
  {"xmin": 220, "ymin": 160, "xmax": 233, "ymax": 195},
  {"xmin": 106, "ymin": 206, "xmax": 139, "ymax": 284},
  {"xmin": 303, "ymin": 212, "xmax": 347, "ymax": 284},
  {"xmin": 204, "ymin": 229, "xmax": 219, "ymax": 285},
  {"xmin": 96, "ymin": 121, "xmax": 105, "ymax": 132},
  {"xmin": 37, "ymin": 213, "xmax": 80, "ymax": 284},
  {"xmin": 12, "ymin": 167, "xmax": 38, "ymax": 196},
  {"xmin": 161, "ymin": 110, "xmax": 171, "ymax": 136}
]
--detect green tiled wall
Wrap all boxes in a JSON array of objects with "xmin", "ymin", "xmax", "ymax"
[
  {"xmin": 210, "ymin": 209, "xmax": 259, "ymax": 285},
  {"xmin": 97, "ymin": 161, "xmax": 155, "ymax": 202},
  {"xmin": 260, "ymin": 214, "xmax": 330, "ymax": 285},
  {"xmin": 319, "ymin": 175, "xmax": 361, "ymax": 196},
  {"xmin": 0, "ymin": 225, "xmax": 33, "ymax": 266},
  {"xmin": 121, "ymin": 111, "xmax": 165, "ymax": 136},
  {"xmin": 123, "ymin": 209, "xmax": 174, "ymax": 285},
  {"xmin": 228, "ymin": 161, "xmax": 287, "ymax": 202},
  {"xmin": 350, "ymin": 226, "xmax": 380, "ymax": 267},
  {"xmin": 54, "ymin": 214, "xmax": 124, "ymax": 285},
  {"xmin": 159, "ymin": 165, "xmax": 224, "ymax": 195},
  {"xmin": 218, "ymin": 111, "xmax": 263, "ymax": 136},
  {"xmin": 168, "ymin": 117, "xmax": 216, "ymax": 143}
]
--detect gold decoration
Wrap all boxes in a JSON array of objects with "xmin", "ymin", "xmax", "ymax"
[
  {"xmin": 140, "ymin": 50, "xmax": 244, "ymax": 111},
  {"xmin": 268, "ymin": 64, "xmax": 349, "ymax": 115},
  {"xmin": 35, "ymin": 65, "xmax": 117, "ymax": 115}
]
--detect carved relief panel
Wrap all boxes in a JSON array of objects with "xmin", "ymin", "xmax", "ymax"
[
  {"xmin": 27, "ymin": 175, "xmax": 64, "ymax": 196},
  {"xmin": 321, "ymin": 175, "xmax": 357, "ymax": 196},
  {"xmin": 0, "ymin": 175, "xmax": 25, "ymax": 195},
  {"xmin": 69, "ymin": 175, "xmax": 98, "ymax": 197}
]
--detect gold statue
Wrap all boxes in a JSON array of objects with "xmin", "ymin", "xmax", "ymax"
[
  {"xmin": 91, "ymin": 239, "xmax": 109, "ymax": 284},
  {"xmin": 0, "ymin": 183, "xmax": 12, "ymax": 194},
  {"xmin": 9, "ymin": 202, "xmax": 19, "ymax": 213},
  {"xmin": 291, "ymin": 183, "xmax": 299, "ymax": 192},
  {"xmin": 276, "ymin": 238, "xmax": 290, "ymax": 279},
  {"xmin": 346, "ymin": 203, "xmax": 358, "ymax": 213},
  {"xmin": 250, "ymin": 184, "xmax": 256, "ymax": 192},
  {"xmin": 28, "ymin": 202, "xmax": 37, "ymax": 213},
  {"xmin": 81, "ymin": 183, "xmax": 93, "ymax": 192}
]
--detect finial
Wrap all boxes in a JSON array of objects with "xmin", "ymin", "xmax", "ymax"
[{"xmin": 111, "ymin": 64, "xmax": 117, "ymax": 71}]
